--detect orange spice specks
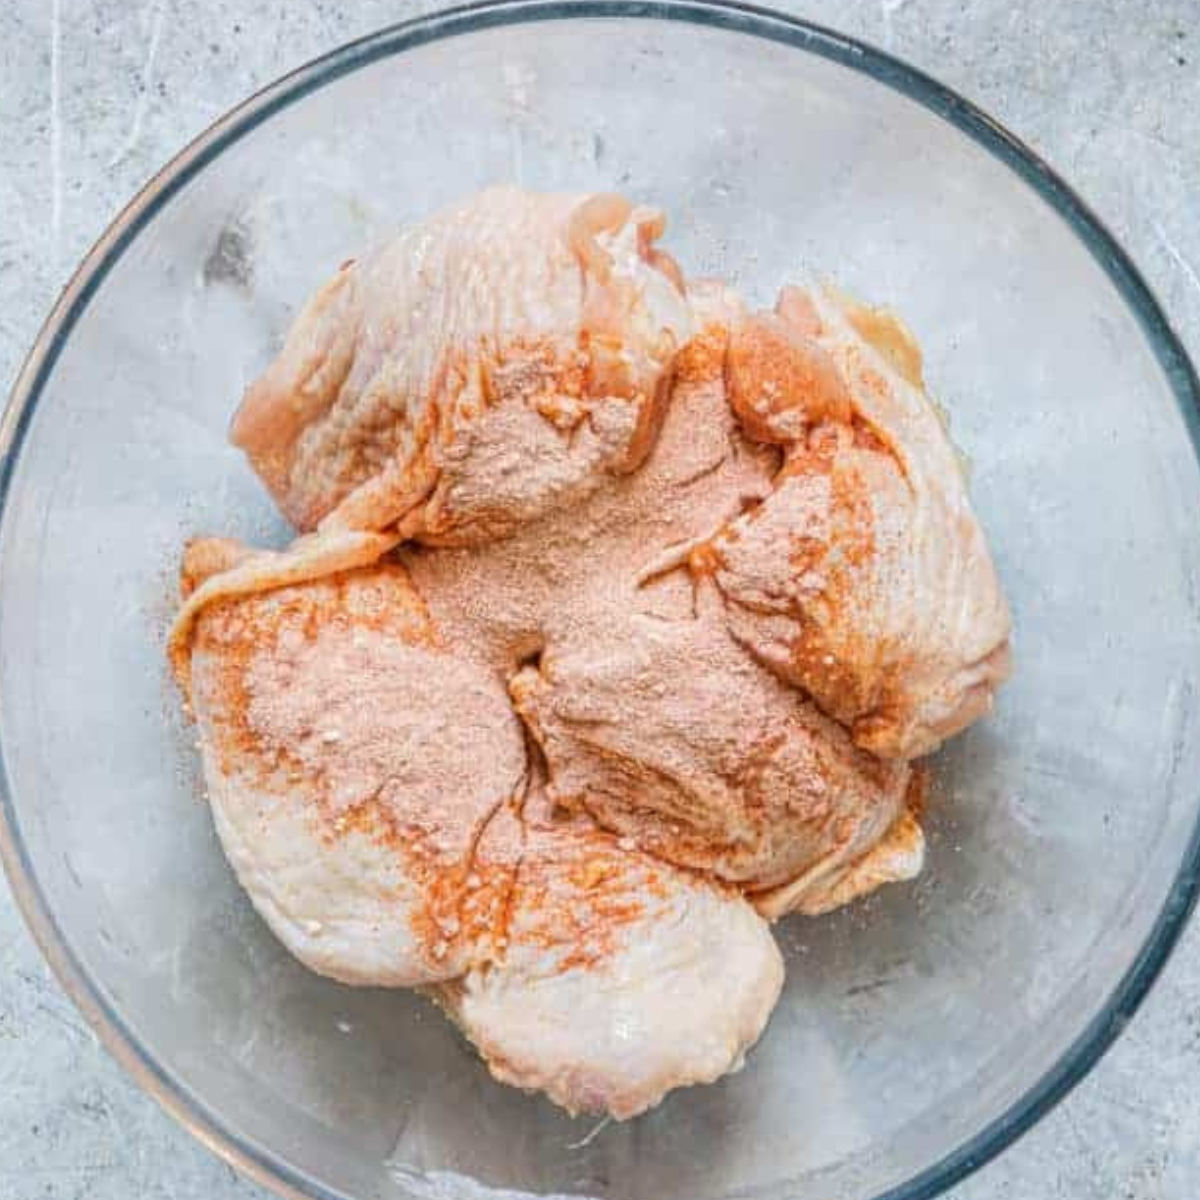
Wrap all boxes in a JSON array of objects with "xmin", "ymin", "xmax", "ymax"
[
  {"xmin": 726, "ymin": 312, "xmax": 852, "ymax": 443},
  {"xmin": 851, "ymin": 416, "xmax": 889, "ymax": 454},
  {"xmin": 574, "ymin": 857, "xmax": 619, "ymax": 891},
  {"xmin": 902, "ymin": 762, "xmax": 930, "ymax": 820},
  {"xmin": 189, "ymin": 555, "xmax": 531, "ymax": 972},
  {"xmin": 687, "ymin": 541, "xmax": 722, "ymax": 577},
  {"xmin": 673, "ymin": 323, "xmax": 729, "ymax": 385}
]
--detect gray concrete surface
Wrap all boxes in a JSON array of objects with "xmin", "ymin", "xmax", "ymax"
[{"xmin": 1, "ymin": 1, "xmax": 1198, "ymax": 1197}]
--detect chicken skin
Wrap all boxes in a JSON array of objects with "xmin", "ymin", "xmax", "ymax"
[
  {"xmin": 705, "ymin": 286, "xmax": 1012, "ymax": 758},
  {"xmin": 175, "ymin": 541, "xmax": 782, "ymax": 1114},
  {"xmin": 438, "ymin": 794, "xmax": 782, "ymax": 1119},
  {"xmin": 511, "ymin": 602, "xmax": 919, "ymax": 911},
  {"xmin": 169, "ymin": 188, "xmax": 1013, "ymax": 1120},
  {"xmin": 179, "ymin": 539, "xmax": 526, "ymax": 986},
  {"xmin": 231, "ymin": 186, "xmax": 691, "ymax": 545},
  {"xmin": 394, "ymin": 295, "xmax": 923, "ymax": 918}
]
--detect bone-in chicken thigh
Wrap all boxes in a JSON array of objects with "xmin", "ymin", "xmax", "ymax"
[
  {"xmin": 231, "ymin": 186, "xmax": 691, "ymax": 544},
  {"xmin": 706, "ymin": 286, "xmax": 1012, "ymax": 758},
  {"xmin": 511, "ymin": 600, "xmax": 920, "ymax": 911},
  {"xmin": 175, "ymin": 542, "xmax": 782, "ymax": 1115},
  {"xmin": 438, "ymin": 794, "xmax": 783, "ymax": 1119},
  {"xmin": 170, "ymin": 187, "xmax": 1014, "ymax": 1121},
  {"xmin": 393, "ymin": 298, "xmax": 923, "ymax": 918},
  {"xmin": 179, "ymin": 539, "xmax": 526, "ymax": 986}
]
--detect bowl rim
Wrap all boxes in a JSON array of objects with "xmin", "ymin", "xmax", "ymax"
[{"xmin": 2, "ymin": 2, "xmax": 1199, "ymax": 1198}]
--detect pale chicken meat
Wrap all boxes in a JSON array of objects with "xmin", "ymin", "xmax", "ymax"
[
  {"xmin": 393, "ymin": 284, "xmax": 780, "ymax": 673},
  {"xmin": 178, "ymin": 539, "xmax": 526, "ymax": 986},
  {"xmin": 392, "ymin": 297, "xmax": 924, "ymax": 918},
  {"xmin": 783, "ymin": 807, "xmax": 926, "ymax": 919},
  {"xmin": 170, "ymin": 527, "xmax": 401, "ymax": 686},
  {"xmin": 168, "ymin": 188, "xmax": 1014, "ymax": 1120},
  {"xmin": 510, "ymin": 600, "xmax": 922, "ymax": 916},
  {"xmin": 438, "ymin": 794, "xmax": 782, "ymax": 1119},
  {"xmin": 705, "ymin": 286, "xmax": 1012, "ymax": 758},
  {"xmin": 231, "ymin": 186, "xmax": 691, "ymax": 545},
  {"xmin": 174, "ymin": 541, "xmax": 782, "ymax": 1114}
]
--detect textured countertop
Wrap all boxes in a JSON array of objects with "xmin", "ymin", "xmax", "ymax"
[{"xmin": 1, "ymin": 2, "xmax": 1198, "ymax": 1198}]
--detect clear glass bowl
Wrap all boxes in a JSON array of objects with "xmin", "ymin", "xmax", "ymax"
[{"xmin": 2, "ymin": 4, "xmax": 1199, "ymax": 1199}]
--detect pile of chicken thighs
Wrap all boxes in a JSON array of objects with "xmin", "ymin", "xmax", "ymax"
[{"xmin": 170, "ymin": 186, "xmax": 1011, "ymax": 1119}]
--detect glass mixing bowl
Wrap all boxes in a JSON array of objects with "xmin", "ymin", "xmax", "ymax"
[{"xmin": 2, "ymin": 3, "xmax": 1199, "ymax": 1198}]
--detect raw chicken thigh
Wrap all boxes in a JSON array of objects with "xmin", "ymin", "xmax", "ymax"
[
  {"xmin": 170, "ymin": 186, "xmax": 1012, "ymax": 1120},
  {"xmin": 395, "ymin": 296, "xmax": 923, "ymax": 919},
  {"xmin": 176, "ymin": 541, "xmax": 782, "ymax": 1115},
  {"xmin": 438, "ymin": 794, "xmax": 783, "ymax": 1119},
  {"xmin": 231, "ymin": 186, "xmax": 690, "ymax": 545},
  {"xmin": 706, "ymin": 286, "xmax": 1012, "ymax": 758},
  {"xmin": 179, "ymin": 539, "xmax": 524, "ymax": 986},
  {"xmin": 511, "ymin": 603, "xmax": 919, "ymax": 909}
]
